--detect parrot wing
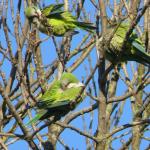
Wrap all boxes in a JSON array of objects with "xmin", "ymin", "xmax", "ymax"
[
  {"xmin": 46, "ymin": 11, "xmax": 96, "ymax": 32},
  {"xmin": 42, "ymin": 3, "xmax": 64, "ymax": 17}
]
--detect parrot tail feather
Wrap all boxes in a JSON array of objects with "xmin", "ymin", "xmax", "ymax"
[
  {"xmin": 132, "ymin": 41, "xmax": 150, "ymax": 66},
  {"xmin": 75, "ymin": 22, "xmax": 97, "ymax": 32},
  {"xmin": 26, "ymin": 110, "xmax": 47, "ymax": 126}
]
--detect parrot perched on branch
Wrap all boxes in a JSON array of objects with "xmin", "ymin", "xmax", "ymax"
[
  {"xmin": 103, "ymin": 23, "xmax": 150, "ymax": 66},
  {"xmin": 27, "ymin": 73, "xmax": 85, "ymax": 125},
  {"xmin": 24, "ymin": 4, "xmax": 96, "ymax": 36}
]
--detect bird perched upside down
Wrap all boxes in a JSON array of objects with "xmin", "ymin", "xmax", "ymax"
[
  {"xmin": 24, "ymin": 4, "xmax": 96, "ymax": 36},
  {"xmin": 27, "ymin": 73, "xmax": 85, "ymax": 125},
  {"xmin": 102, "ymin": 23, "xmax": 150, "ymax": 66}
]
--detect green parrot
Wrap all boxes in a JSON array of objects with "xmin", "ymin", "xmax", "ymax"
[
  {"xmin": 103, "ymin": 23, "xmax": 150, "ymax": 66},
  {"xmin": 24, "ymin": 4, "xmax": 96, "ymax": 36},
  {"xmin": 27, "ymin": 73, "xmax": 85, "ymax": 125}
]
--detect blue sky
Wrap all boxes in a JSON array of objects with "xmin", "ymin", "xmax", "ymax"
[{"xmin": 0, "ymin": 0, "xmax": 149, "ymax": 150}]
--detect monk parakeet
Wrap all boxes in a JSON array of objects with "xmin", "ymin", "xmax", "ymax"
[
  {"xmin": 27, "ymin": 73, "xmax": 85, "ymax": 125},
  {"xmin": 24, "ymin": 4, "xmax": 96, "ymax": 36},
  {"xmin": 103, "ymin": 23, "xmax": 150, "ymax": 66}
]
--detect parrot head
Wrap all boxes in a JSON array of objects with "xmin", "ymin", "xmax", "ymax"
[
  {"xmin": 25, "ymin": 6, "xmax": 41, "ymax": 19},
  {"xmin": 60, "ymin": 73, "xmax": 84, "ymax": 90}
]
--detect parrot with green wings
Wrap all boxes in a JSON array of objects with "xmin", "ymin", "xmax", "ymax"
[
  {"xmin": 27, "ymin": 73, "xmax": 85, "ymax": 125},
  {"xmin": 103, "ymin": 23, "xmax": 150, "ymax": 66},
  {"xmin": 24, "ymin": 3, "xmax": 96, "ymax": 36}
]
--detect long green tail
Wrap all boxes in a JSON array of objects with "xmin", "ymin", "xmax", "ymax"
[
  {"xmin": 26, "ymin": 110, "xmax": 47, "ymax": 126},
  {"xmin": 132, "ymin": 41, "xmax": 150, "ymax": 66},
  {"xmin": 75, "ymin": 22, "xmax": 97, "ymax": 32}
]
